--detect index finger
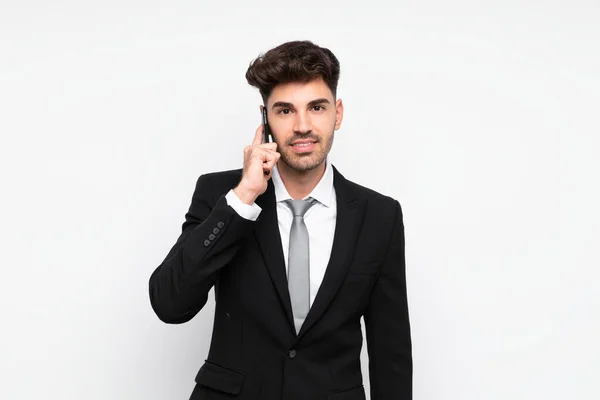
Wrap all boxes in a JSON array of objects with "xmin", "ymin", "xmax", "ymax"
[{"xmin": 252, "ymin": 124, "xmax": 264, "ymax": 146}]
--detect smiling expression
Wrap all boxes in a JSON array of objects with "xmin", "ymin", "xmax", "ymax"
[{"xmin": 265, "ymin": 78, "xmax": 343, "ymax": 172}]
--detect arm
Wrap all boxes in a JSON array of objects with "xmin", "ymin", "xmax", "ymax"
[
  {"xmin": 364, "ymin": 200, "xmax": 412, "ymax": 399},
  {"xmin": 148, "ymin": 174, "xmax": 258, "ymax": 324}
]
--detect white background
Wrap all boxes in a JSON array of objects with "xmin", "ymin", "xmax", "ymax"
[{"xmin": 1, "ymin": 1, "xmax": 599, "ymax": 399}]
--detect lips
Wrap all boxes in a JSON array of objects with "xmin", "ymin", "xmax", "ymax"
[
  {"xmin": 289, "ymin": 139, "xmax": 317, "ymax": 153},
  {"xmin": 292, "ymin": 142, "xmax": 316, "ymax": 147},
  {"xmin": 291, "ymin": 139, "xmax": 317, "ymax": 146}
]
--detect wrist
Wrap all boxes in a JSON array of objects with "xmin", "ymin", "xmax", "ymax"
[{"xmin": 233, "ymin": 184, "xmax": 259, "ymax": 205}]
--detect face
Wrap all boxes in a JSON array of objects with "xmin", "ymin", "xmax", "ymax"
[{"xmin": 263, "ymin": 78, "xmax": 343, "ymax": 172}]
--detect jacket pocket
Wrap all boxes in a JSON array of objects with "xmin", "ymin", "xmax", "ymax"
[
  {"xmin": 195, "ymin": 360, "xmax": 246, "ymax": 395},
  {"xmin": 328, "ymin": 385, "xmax": 366, "ymax": 400}
]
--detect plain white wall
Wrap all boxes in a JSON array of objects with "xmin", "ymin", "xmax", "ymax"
[{"xmin": 1, "ymin": 1, "xmax": 598, "ymax": 399}]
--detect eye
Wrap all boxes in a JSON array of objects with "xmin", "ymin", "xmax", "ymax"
[
  {"xmin": 312, "ymin": 105, "xmax": 325, "ymax": 111},
  {"xmin": 278, "ymin": 108, "xmax": 292, "ymax": 115}
]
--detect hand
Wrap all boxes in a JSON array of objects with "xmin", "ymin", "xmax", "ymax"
[{"xmin": 233, "ymin": 124, "xmax": 280, "ymax": 204}]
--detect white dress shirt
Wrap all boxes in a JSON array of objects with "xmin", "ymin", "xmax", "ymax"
[{"xmin": 224, "ymin": 159, "xmax": 337, "ymax": 307}]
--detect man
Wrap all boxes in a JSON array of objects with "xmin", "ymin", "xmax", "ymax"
[{"xmin": 149, "ymin": 40, "xmax": 412, "ymax": 400}]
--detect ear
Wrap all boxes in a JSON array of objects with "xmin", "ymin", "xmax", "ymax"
[
  {"xmin": 334, "ymin": 98, "xmax": 344, "ymax": 130},
  {"xmin": 259, "ymin": 104, "xmax": 264, "ymax": 114}
]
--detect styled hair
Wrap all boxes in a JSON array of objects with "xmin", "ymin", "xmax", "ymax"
[{"xmin": 245, "ymin": 40, "xmax": 340, "ymax": 104}]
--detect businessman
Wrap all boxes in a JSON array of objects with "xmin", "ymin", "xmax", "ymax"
[{"xmin": 149, "ymin": 40, "xmax": 412, "ymax": 400}]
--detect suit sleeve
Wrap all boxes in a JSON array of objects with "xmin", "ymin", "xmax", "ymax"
[
  {"xmin": 149, "ymin": 174, "xmax": 257, "ymax": 324},
  {"xmin": 364, "ymin": 200, "xmax": 412, "ymax": 400}
]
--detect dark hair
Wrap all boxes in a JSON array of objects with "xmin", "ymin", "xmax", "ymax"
[{"xmin": 245, "ymin": 40, "xmax": 340, "ymax": 104}]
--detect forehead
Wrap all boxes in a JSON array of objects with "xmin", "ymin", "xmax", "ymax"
[{"xmin": 268, "ymin": 78, "xmax": 334, "ymax": 107}]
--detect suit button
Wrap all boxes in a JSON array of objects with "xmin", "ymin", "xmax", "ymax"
[
  {"xmin": 217, "ymin": 221, "xmax": 225, "ymax": 228},
  {"xmin": 213, "ymin": 227, "xmax": 220, "ymax": 234},
  {"xmin": 209, "ymin": 234, "xmax": 216, "ymax": 240},
  {"xmin": 288, "ymin": 349, "xmax": 296, "ymax": 359},
  {"xmin": 203, "ymin": 240, "xmax": 211, "ymax": 247}
]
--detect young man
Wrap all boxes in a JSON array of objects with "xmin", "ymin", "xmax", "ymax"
[{"xmin": 149, "ymin": 40, "xmax": 412, "ymax": 400}]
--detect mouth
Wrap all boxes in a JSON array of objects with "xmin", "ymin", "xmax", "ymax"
[{"xmin": 290, "ymin": 140, "xmax": 317, "ymax": 153}]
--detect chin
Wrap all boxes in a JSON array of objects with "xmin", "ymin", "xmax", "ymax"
[
  {"xmin": 281, "ymin": 154, "xmax": 324, "ymax": 172},
  {"xmin": 280, "ymin": 136, "xmax": 333, "ymax": 172}
]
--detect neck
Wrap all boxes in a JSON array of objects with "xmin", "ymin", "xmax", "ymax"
[{"xmin": 277, "ymin": 160, "xmax": 326, "ymax": 200}]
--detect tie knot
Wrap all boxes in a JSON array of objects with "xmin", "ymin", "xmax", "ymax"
[{"xmin": 284, "ymin": 197, "xmax": 317, "ymax": 217}]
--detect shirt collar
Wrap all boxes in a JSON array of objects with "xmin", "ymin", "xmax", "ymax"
[{"xmin": 271, "ymin": 157, "xmax": 334, "ymax": 207}]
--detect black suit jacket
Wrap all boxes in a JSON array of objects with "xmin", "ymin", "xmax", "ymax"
[{"xmin": 149, "ymin": 165, "xmax": 412, "ymax": 400}]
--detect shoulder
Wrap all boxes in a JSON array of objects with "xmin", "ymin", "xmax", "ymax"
[
  {"xmin": 336, "ymin": 167, "xmax": 401, "ymax": 211},
  {"xmin": 349, "ymin": 179, "xmax": 398, "ymax": 203},
  {"xmin": 354, "ymin": 180, "xmax": 402, "ymax": 216},
  {"xmin": 335, "ymin": 168, "xmax": 404, "ymax": 232},
  {"xmin": 200, "ymin": 168, "xmax": 243, "ymax": 185},
  {"xmin": 192, "ymin": 168, "xmax": 243, "ymax": 199}
]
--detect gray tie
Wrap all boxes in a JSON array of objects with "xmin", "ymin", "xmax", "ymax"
[{"xmin": 284, "ymin": 197, "xmax": 318, "ymax": 334}]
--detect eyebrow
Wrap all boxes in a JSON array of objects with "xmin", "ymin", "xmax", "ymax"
[{"xmin": 271, "ymin": 98, "xmax": 331, "ymax": 110}]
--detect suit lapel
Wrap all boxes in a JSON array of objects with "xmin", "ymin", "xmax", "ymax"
[
  {"xmin": 254, "ymin": 179, "xmax": 295, "ymax": 331},
  {"xmin": 254, "ymin": 166, "xmax": 367, "ymax": 340},
  {"xmin": 296, "ymin": 166, "xmax": 366, "ymax": 341}
]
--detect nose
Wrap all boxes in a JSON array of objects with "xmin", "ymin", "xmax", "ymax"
[{"xmin": 293, "ymin": 110, "xmax": 312, "ymax": 135}]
